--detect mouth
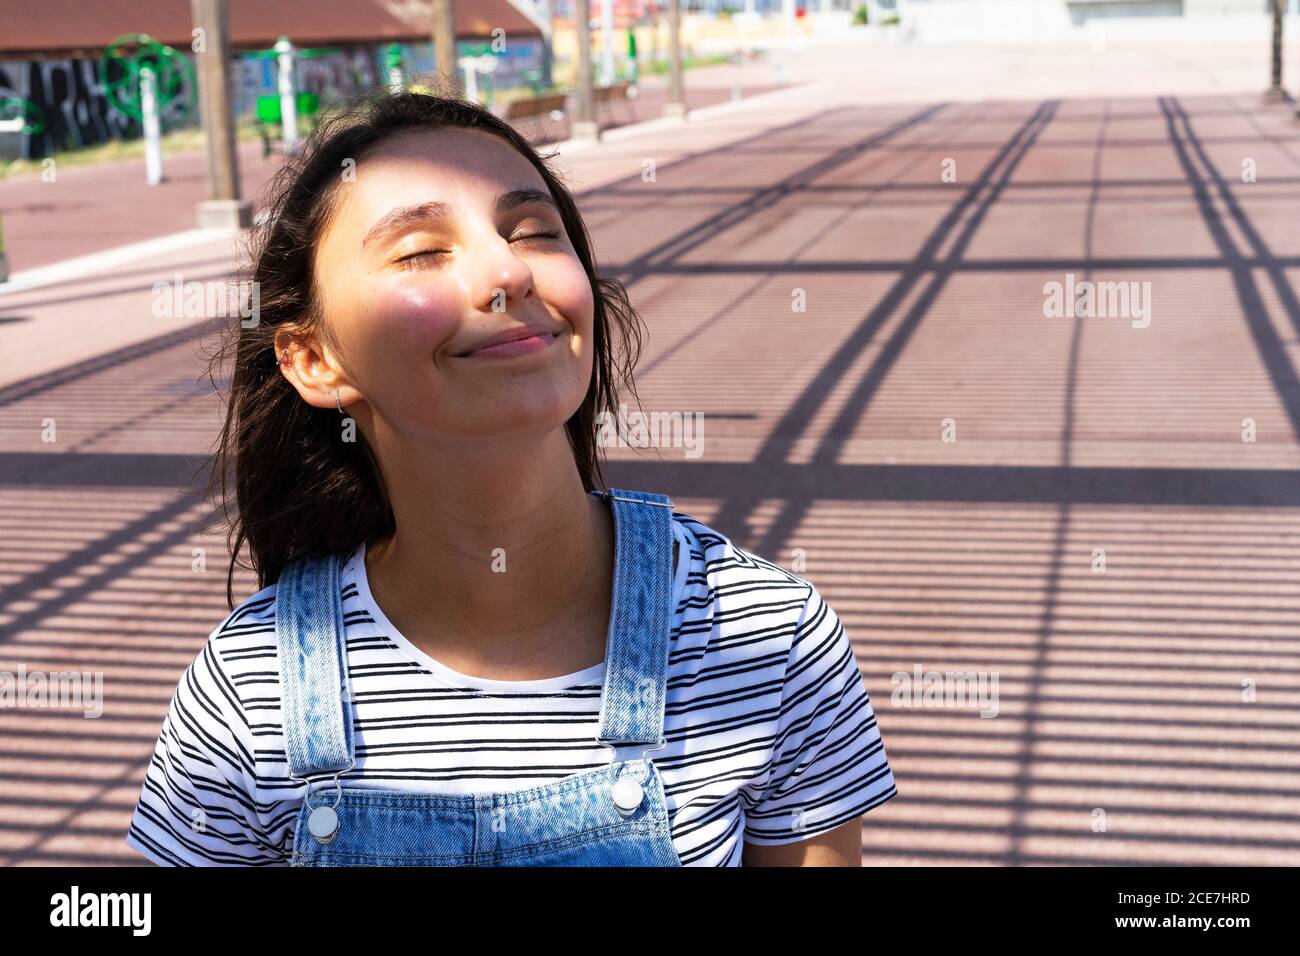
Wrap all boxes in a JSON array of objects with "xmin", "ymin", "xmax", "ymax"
[{"xmin": 454, "ymin": 327, "xmax": 563, "ymax": 360}]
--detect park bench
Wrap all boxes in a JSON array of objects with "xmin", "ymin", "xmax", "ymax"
[
  {"xmin": 593, "ymin": 80, "xmax": 636, "ymax": 126},
  {"xmin": 501, "ymin": 91, "xmax": 568, "ymax": 144}
]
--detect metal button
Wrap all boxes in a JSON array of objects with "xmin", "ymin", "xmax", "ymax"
[
  {"xmin": 307, "ymin": 805, "xmax": 339, "ymax": 844},
  {"xmin": 612, "ymin": 775, "xmax": 644, "ymax": 814}
]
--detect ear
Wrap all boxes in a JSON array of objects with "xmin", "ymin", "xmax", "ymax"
[{"xmin": 274, "ymin": 326, "xmax": 361, "ymax": 413}]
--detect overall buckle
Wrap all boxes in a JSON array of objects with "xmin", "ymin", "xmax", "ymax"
[
  {"xmin": 294, "ymin": 758, "xmax": 355, "ymax": 846},
  {"xmin": 601, "ymin": 739, "xmax": 667, "ymax": 816}
]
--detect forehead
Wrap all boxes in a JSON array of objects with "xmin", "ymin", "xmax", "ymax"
[{"xmin": 346, "ymin": 127, "xmax": 548, "ymax": 207}]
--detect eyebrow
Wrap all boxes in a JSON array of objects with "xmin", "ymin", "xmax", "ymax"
[{"xmin": 361, "ymin": 189, "xmax": 559, "ymax": 249}]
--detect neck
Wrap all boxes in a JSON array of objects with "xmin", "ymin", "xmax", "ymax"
[{"xmin": 362, "ymin": 427, "xmax": 613, "ymax": 672}]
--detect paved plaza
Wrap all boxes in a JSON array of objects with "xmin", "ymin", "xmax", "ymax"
[{"xmin": 2, "ymin": 34, "xmax": 1299, "ymax": 864}]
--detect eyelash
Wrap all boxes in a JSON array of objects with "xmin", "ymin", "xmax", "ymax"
[{"xmin": 395, "ymin": 229, "xmax": 562, "ymax": 268}]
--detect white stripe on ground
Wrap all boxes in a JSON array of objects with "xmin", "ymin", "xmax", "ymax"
[{"xmin": 0, "ymin": 228, "xmax": 239, "ymax": 296}]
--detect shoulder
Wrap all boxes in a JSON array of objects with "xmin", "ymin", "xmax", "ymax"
[
  {"xmin": 207, "ymin": 581, "xmax": 281, "ymax": 657},
  {"xmin": 670, "ymin": 509, "xmax": 815, "ymax": 624},
  {"xmin": 661, "ymin": 512, "xmax": 889, "ymax": 835},
  {"xmin": 666, "ymin": 510, "xmax": 836, "ymax": 700},
  {"xmin": 212, "ymin": 582, "xmax": 280, "ymax": 640},
  {"xmin": 177, "ymin": 582, "xmax": 282, "ymax": 720}
]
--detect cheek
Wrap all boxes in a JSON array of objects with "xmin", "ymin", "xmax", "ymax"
[
  {"xmin": 540, "ymin": 259, "xmax": 596, "ymax": 328},
  {"xmin": 359, "ymin": 277, "xmax": 463, "ymax": 354}
]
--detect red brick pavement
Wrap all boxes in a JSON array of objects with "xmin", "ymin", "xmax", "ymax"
[{"xmin": 2, "ymin": 40, "xmax": 1300, "ymax": 865}]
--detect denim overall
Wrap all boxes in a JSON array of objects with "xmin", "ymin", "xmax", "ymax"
[{"xmin": 274, "ymin": 488, "xmax": 682, "ymax": 866}]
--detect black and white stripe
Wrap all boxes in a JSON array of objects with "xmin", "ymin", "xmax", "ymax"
[{"xmin": 126, "ymin": 512, "xmax": 897, "ymax": 866}]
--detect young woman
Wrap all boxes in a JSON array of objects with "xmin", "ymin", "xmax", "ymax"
[{"xmin": 125, "ymin": 92, "xmax": 897, "ymax": 867}]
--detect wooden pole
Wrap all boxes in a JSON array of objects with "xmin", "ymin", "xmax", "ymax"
[
  {"xmin": 663, "ymin": 0, "xmax": 686, "ymax": 119},
  {"xmin": 572, "ymin": 0, "xmax": 598, "ymax": 140},
  {"xmin": 192, "ymin": 0, "xmax": 251, "ymax": 227},
  {"xmin": 1267, "ymin": 0, "xmax": 1285, "ymax": 99},
  {"xmin": 433, "ymin": 0, "xmax": 460, "ymax": 96}
]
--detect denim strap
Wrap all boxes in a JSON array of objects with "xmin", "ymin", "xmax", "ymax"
[
  {"xmin": 277, "ymin": 487, "xmax": 676, "ymax": 777},
  {"xmin": 274, "ymin": 551, "xmax": 355, "ymax": 780},
  {"xmin": 592, "ymin": 488, "xmax": 675, "ymax": 747}
]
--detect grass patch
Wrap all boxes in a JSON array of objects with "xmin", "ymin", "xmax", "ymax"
[{"xmin": 0, "ymin": 120, "xmax": 265, "ymax": 180}]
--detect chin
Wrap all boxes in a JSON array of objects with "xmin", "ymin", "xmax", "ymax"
[{"xmin": 466, "ymin": 399, "xmax": 584, "ymax": 439}]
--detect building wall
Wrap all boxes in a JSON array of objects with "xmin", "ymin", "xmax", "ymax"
[
  {"xmin": 1, "ymin": 37, "xmax": 544, "ymax": 161},
  {"xmin": 0, "ymin": 55, "xmax": 141, "ymax": 161},
  {"xmin": 899, "ymin": 0, "xmax": 1291, "ymax": 43}
]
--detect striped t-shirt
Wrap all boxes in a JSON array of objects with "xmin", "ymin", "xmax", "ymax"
[{"xmin": 126, "ymin": 510, "xmax": 898, "ymax": 866}]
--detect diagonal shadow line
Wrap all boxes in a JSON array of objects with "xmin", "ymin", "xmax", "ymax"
[
  {"xmin": 1219, "ymin": 95, "xmax": 1300, "ymax": 171},
  {"xmin": 631, "ymin": 101, "xmax": 968, "ymax": 381},
  {"xmin": 2, "ymin": 98, "xmax": 1289, "ymax": 868},
  {"xmin": 701, "ymin": 99, "xmax": 1064, "ymax": 865},
  {"xmin": 1004, "ymin": 97, "xmax": 1114, "ymax": 867},
  {"xmin": 1169, "ymin": 95, "xmax": 1300, "ymax": 338},
  {"xmin": 64, "ymin": 378, "xmax": 224, "ymax": 456},
  {"xmin": 811, "ymin": 102, "xmax": 1063, "ymax": 468},
  {"xmin": 699, "ymin": 99, "xmax": 1059, "ymax": 554},
  {"xmin": 0, "ymin": 493, "xmax": 222, "ymax": 644},
  {"xmin": 0, "ymin": 318, "xmax": 216, "ymax": 410},
  {"xmin": 9, "ymin": 113, "xmax": 810, "ymax": 315},
  {"xmin": 569, "ymin": 103, "xmax": 861, "ymax": 202},
  {"xmin": 0, "ymin": 108, "xmax": 858, "ymax": 413},
  {"xmin": 610, "ymin": 103, "xmax": 949, "ymax": 285},
  {"xmin": 2, "ymin": 755, "xmax": 156, "ymax": 867},
  {"xmin": 1159, "ymin": 95, "xmax": 1300, "ymax": 441}
]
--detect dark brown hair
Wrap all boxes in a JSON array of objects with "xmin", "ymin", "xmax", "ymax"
[{"xmin": 197, "ymin": 90, "xmax": 646, "ymax": 609}]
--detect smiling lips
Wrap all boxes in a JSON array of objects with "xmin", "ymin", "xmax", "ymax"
[{"xmin": 454, "ymin": 324, "xmax": 562, "ymax": 359}]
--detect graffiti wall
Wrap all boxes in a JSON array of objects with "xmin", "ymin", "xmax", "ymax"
[
  {"xmin": 230, "ymin": 44, "xmax": 381, "ymax": 118},
  {"xmin": 1, "ymin": 37, "xmax": 545, "ymax": 161},
  {"xmin": 0, "ymin": 57, "xmax": 142, "ymax": 161},
  {"xmin": 230, "ymin": 38, "xmax": 544, "ymax": 115}
]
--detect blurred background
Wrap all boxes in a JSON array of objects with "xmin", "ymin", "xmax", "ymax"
[{"xmin": 2, "ymin": 0, "xmax": 1299, "ymax": 866}]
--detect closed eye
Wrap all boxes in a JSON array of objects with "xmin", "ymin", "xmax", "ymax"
[
  {"xmin": 510, "ymin": 229, "xmax": 562, "ymax": 244},
  {"xmin": 395, "ymin": 249, "xmax": 449, "ymax": 269},
  {"xmin": 394, "ymin": 229, "xmax": 561, "ymax": 269}
]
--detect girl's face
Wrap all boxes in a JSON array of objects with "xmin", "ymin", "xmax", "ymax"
[{"xmin": 300, "ymin": 127, "xmax": 596, "ymax": 444}]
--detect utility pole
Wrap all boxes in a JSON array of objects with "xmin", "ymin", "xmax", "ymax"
[
  {"xmin": 572, "ymin": 0, "xmax": 598, "ymax": 140},
  {"xmin": 433, "ymin": 0, "xmax": 460, "ymax": 95},
  {"xmin": 1267, "ymin": 0, "xmax": 1285, "ymax": 100},
  {"xmin": 663, "ymin": 0, "xmax": 686, "ymax": 120},
  {"xmin": 192, "ymin": 0, "xmax": 252, "ymax": 228}
]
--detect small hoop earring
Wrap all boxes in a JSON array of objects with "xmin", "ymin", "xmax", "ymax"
[
  {"xmin": 279, "ymin": 348, "xmax": 289, "ymax": 367},
  {"xmin": 335, "ymin": 390, "xmax": 344, "ymax": 414}
]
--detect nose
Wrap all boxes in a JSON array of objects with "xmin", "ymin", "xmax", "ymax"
[{"xmin": 468, "ymin": 232, "xmax": 535, "ymax": 314}]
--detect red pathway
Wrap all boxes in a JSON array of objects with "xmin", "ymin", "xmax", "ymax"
[{"xmin": 1, "ymin": 36, "xmax": 1299, "ymax": 866}]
